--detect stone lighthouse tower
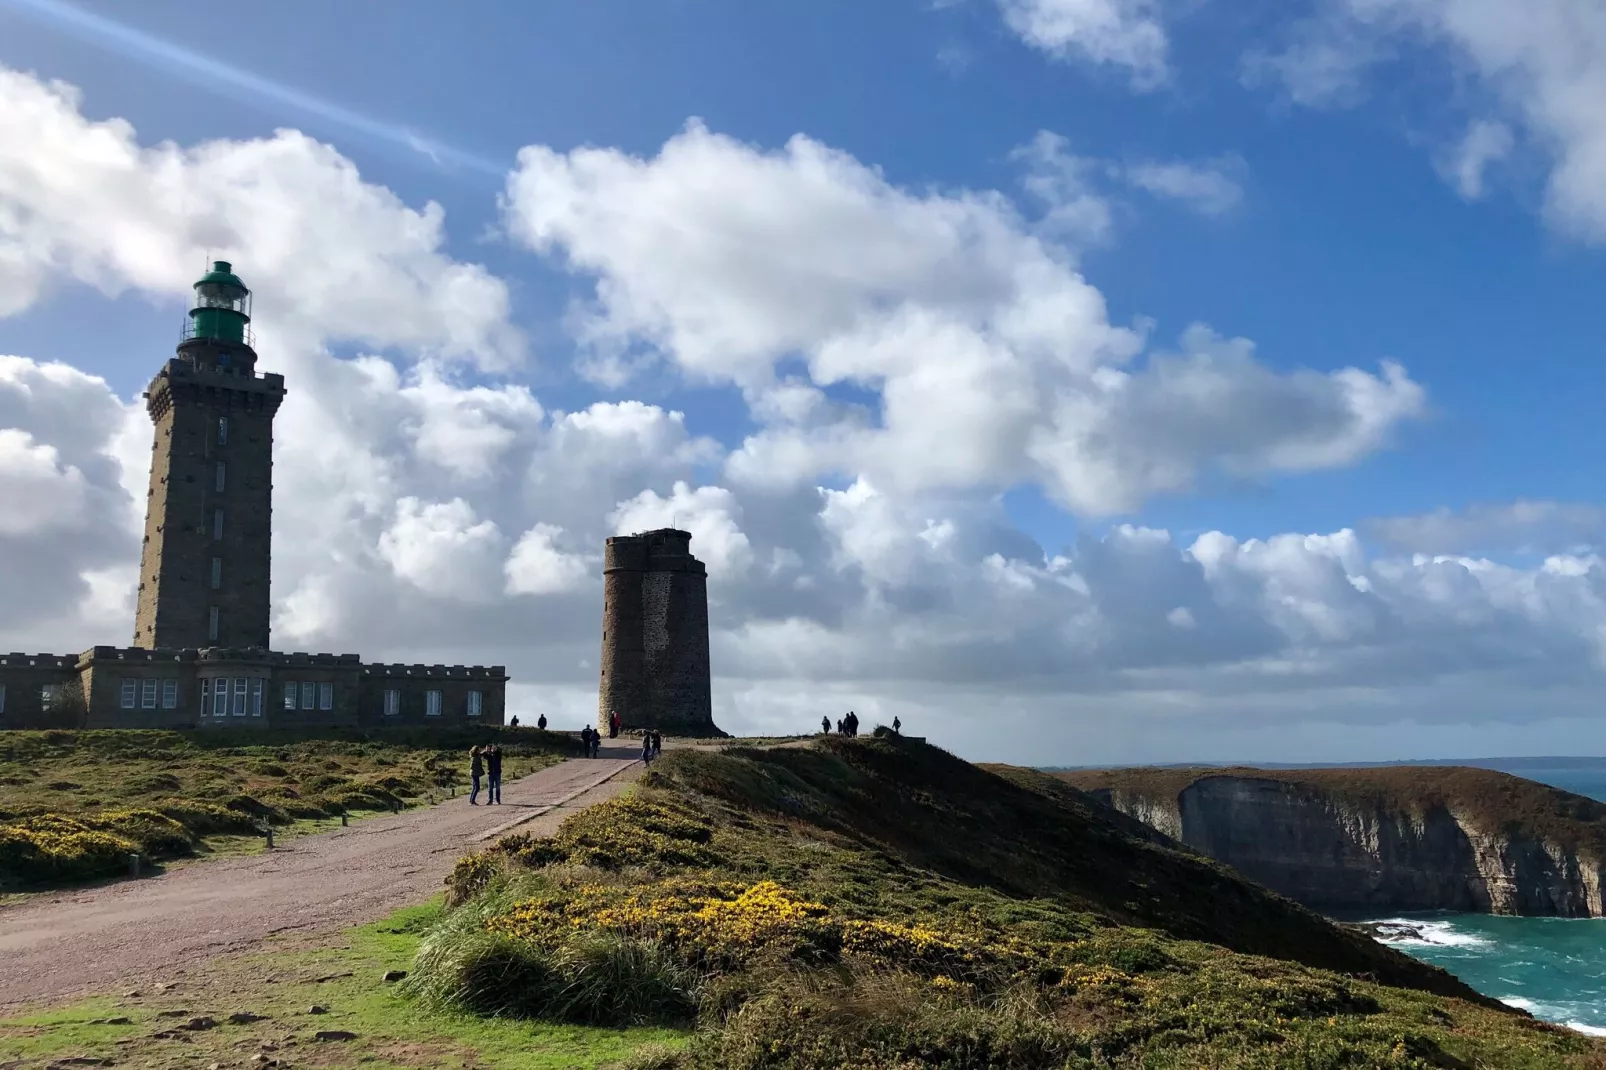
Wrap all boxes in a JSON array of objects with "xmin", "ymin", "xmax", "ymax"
[
  {"xmin": 598, "ymin": 528, "xmax": 721, "ymax": 736},
  {"xmin": 132, "ymin": 262, "xmax": 285, "ymax": 651}
]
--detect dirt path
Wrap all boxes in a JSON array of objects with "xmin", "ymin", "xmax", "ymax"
[{"xmin": 0, "ymin": 749, "xmax": 643, "ymax": 1011}]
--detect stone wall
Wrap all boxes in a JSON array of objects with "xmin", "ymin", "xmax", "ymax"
[
  {"xmin": 0, "ymin": 653, "xmax": 81, "ymax": 729},
  {"xmin": 597, "ymin": 529, "xmax": 718, "ymax": 735},
  {"xmin": 133, "ymin": 352, "xmax": 284, "ymax": 651},
  {"xmin": 356, "ymin": 663, "xmax": 507, "ymax": 728}
]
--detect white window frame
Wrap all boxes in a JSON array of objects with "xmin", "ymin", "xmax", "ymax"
[
  {"xmin": 232, "ymin": 677, "xmax": 247, "ymax": 716},
  {"xmin": 318, "ymin": 682, "xmax": 333, "ymax": 711},
  {"xmin": 162, "ymin": 679, "xmax": 178, "ymax": 709},
  {"xmin": 300, "ymin": 681, "xmax": 315, "ymax": 710},
  {"xmin": 211, "ymin": 679, "xmax": 227, "ymax": 718},
  {"xmin": 467, "ymin": 690, "xmax": 483, "ymax": 717},
  {"xmin": 202, "ymin": 678, "xmax": 211, "ymax": 713},
  {"xmin": 250, "ymin": 678, "xmax": 263, "ymax": 716},
  {"xmin": 210, "ymin": 557, "xmax": 222, "ymax": 590},
  {"xmin": 215, "ymin": 461, "xmax": 226, "ymax": 493},
  {"xmin": 41, "ymin": 683, "xmax": 62, "ymax": 711},
  {"xmin": 208, "ymin": 606, "xmax": 220, "ymax": 642},
  {"xmin": 383, "ymin": 689, "xmax": 400, "ymax": 717},
  {"xmin": 120, "ymin": 680, "xmax": 137, "ymax": 709},
  {"xmin": 212, "ymin": 508, "xmax": 224, "ymax": 540},
  {"xmin": 141, "ymin": 679, "xmax": 157, "ymax": 709},
  {"xmin": 425, "ymin": 689, "xmax": 442, "ymax": 717},
  {"xmin": 218, "ymin": 416, "xmax": 228, "ymax": 445},
  {"xmin": 283, "ymin": 682, "xmax": 296, "ymax": 710}
]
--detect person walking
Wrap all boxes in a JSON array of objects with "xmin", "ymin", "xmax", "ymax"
[
  {"xmin": 579, "ymin": 725, "xmax": 592, "ymax": 758},
  {"xmin": 537, "ymin": 713, "xmax": 547, "ymax": 730},
  {"xmin": 486, "ymin": 744, "xmax": 503, "ymax": 805},
  {"xmin": 509, "ymin": 715, "xmax": 520, "ymax": 728},
  {"xmin": 609, "ymin": 711, "xmax": 620, "ymax": 739},
  {"xmin": 821, "ymin": 715, "xmax": 830, "ymax": 734},
  {"xmin": 651, "ymin": 729, "xmax": 663, "ymax": 758},
  {"xmin": 469, "ymin": 746, "xmax": 484, "ymax": 805},
  {"xmin": 641, "ymin": 733, "xmax": 654, "ymax": 765},
  {"xmin": 893, "ymin": 716, "xmax": 901, "ymax": 735}
]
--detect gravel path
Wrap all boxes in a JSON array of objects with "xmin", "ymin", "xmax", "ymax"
[{"xmin": 0, "ymin": 750, "xmax": 643, "ymax": 1011}]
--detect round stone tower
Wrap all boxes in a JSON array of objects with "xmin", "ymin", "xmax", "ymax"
[{"xmin": 598, "ymin": 528, "xmax": 721, "ymax": 736}]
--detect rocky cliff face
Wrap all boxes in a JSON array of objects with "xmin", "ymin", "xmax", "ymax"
[{"xmin": 1072, "ymin": 770, "xmax": 1606, "ymax": 917}]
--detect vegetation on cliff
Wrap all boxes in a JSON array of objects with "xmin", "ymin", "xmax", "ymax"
[
  {"xmin": 0, "ymin": 727, "xmax": 569, "ymax": 888},
  {"xmin": 1057, "ymin": 765, "xmax": 1606, "ymax": 866},
  {"xmin": 416, "ymin": 733, "xmax": 1603, "ymax": 1068}
]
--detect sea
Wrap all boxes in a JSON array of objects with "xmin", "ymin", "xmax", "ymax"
[{"xmin": 1354, "ymin": 759, "xmax": 1606, "ymax": 1036}]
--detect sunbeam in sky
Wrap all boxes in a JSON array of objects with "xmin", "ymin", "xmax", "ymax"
[{"xmin": 2, "ymin": 0, "xmax": 506, "ymax": 178}]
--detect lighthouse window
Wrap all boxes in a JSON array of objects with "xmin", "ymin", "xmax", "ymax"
[
  {"xmin": 213, "ymin": 509, "xmax": 224, "ymax": 540},
  {"xmin": 208, "ymin": 606, "xmax": 219, "ymax": 641},
  {"xmin": 210, "ymin": 557, "xmax": 222, "ymax": 589},
  {"xmin": 217, "ymin": 417, "xmax": 228, "ymax": 445},
  {"xmin": 215, "ymin": 462, "xmax": 226, "ymax": 492}
]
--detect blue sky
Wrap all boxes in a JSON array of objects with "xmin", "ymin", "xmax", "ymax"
[{"xmin": 2, "ymin": 0, "xmax": 1605, "ymax": 762}]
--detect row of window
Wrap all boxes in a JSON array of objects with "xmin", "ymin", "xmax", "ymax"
[
  {"xmin": 204, "ymin": 677, "xmax": 263, "ymax": 717},
  {"xmin": 1, "ymin": 678, "xmax": 484, "ymax": 719},
  {"xmin": 382, "ymin": 688, "xmax": 483, "ymax": 717},
  {"xmin": 0, "ymin": 683, "xmax": 67, "ymax": 714},
  {"xmin": 119, "ymin": 678, "xmax": 180, "ymax": 710}
]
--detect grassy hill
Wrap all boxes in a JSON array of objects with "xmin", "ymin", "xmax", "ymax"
[
  {"xmin": 0, "ymin": 726, "xmax": 572, "ymax": 889},
  {"xmin": 1055, "ymin": 764, "xmax": 1606, "ymax": 858},
  {"xmin": 416, "ymin": 732, "xmax": 1603, "ymax": 1068}
]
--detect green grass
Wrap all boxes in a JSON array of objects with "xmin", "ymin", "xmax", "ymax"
[
  {"xmin": 416, "ymin": 733, "xmax": 1606, "ymax": 1069},
  {"xmin": 0, "ymin": 900, "xmax": 687, "ymax": 1069},
  {"xmin": 0, "ymin": 726, "xmax": 575, "ymax": 889}
]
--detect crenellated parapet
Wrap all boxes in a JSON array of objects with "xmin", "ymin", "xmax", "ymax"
[{"xmin": 361, "ymin": 663, "xmax": 509, "ymax": 680}]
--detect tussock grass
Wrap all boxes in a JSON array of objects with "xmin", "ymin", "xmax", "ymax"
[
  {"xmin": 413, "ymin": 734, "xmax": 1606, "ymax": 1068},
  {"xmin": 0, "ymin": 726, "xmax": 573, "ymax": 888}
]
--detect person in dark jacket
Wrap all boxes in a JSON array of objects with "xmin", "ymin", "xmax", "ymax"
[
  {"xmin": 537, "ymin": 713, "xmax": 547, "ymax": 730},
  {"xmin": 469, "ymin": 746, "xmax": 484, "ymax": 804},
  {"xmin": 581, "ymin": 725, "xmax": 594, "ymax": 757},
  {"xmin": 651, "ymin": 729, "xmax": 663, "ymax": 758},
  {"xmin": 893, "ymin": 716, "xmax": 901, "ymax": 735},
  {"xmin": 485, "ymin": 744, "xmax": 503, "ymax": 804},
  {"xmin": 821, "ymin": 715, "xmax": 830, "ymax": 734},
  {"xmin": 641, "ymin": 733, "xmax": 654, "ymax": 765}
]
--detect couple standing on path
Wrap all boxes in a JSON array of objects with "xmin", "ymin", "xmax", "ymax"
[
  {"xmin": 469, "ymin": 744, "xmax": 502, "ymax": 804},
  {"xmin": 641, "ymin": 729, "xmax": 663, "ymax": 765}
]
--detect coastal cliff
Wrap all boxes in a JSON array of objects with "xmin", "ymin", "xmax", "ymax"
[{"xmin": 1056, "ymin": 766, "xmax": 1606, "ymax": 917}]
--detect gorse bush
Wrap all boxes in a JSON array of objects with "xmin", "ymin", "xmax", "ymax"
[{"xmin": 0, "ymin": 726, "xmax": 572, "ymax": 889}]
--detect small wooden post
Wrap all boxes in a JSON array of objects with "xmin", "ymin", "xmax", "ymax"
[
  {"xmin": 259, "ymin": 818, "xmax": 273, "ymax": 849},
  {"xmin": 340, "ymin": 809, "xmax": 348, "ymax": 827},
  {"xmin": 128, "ymin": 853, "xmax": 140, "ymax": 878}
]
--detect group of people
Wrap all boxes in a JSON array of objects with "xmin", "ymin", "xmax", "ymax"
[
  {"xmin": 826, "ymin": 711, "xmax": 862, "ymax": 736},
  {"xmin": 821, "ymin": 712, "xmax": 902, "ymax": 737},
  {"xmin": 575, "ymin": 721, "xmax": 664, "ymax": 763},
  {"xmin": 468, "ymin": 743, "xmax": 502, "ymax": 804}
]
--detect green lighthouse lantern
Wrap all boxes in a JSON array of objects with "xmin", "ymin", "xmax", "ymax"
[{"xmin": 187, "ymin": 261, "xmax": 252, "ymax": 345}]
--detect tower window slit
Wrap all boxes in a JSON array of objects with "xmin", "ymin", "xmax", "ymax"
[{"xmin": 215, "ymin": 461, "xmax": 225, "ymax": 492}]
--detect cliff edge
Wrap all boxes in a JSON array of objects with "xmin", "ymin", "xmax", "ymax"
[{"xmin": 1056, "ymin": 765, "xmax": 1606, "ymax": 917}]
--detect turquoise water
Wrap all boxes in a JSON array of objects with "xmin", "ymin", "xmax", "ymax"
[
  {"xmin": 1366, "ymin": 913, "xmax": 1606, "ymax": 1036},
  {"xmin": 1365, "ymin": 760, "xmax": 1606, "ymax": 1036}
]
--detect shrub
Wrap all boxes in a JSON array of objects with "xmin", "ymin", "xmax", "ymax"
[
  {"xmin": 89, "ymin": 808, "xmax": 194, "ymax": 859},
  {"xmin": 154, "ymin": 799, "xmax": 262, "ymax": 837},
  {"xmin": 123, "ymin": 772, "xmax": 183, "ymax": 794},
  {"xmin": 0, "ymin": 818, "xmax": 138, "ymax": 887}
]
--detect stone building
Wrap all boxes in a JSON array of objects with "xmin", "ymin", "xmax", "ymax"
[
  {"xmin": 0, "ymin": 263, "xmax": 507, "ymax": 730},
  {"xmin": 597, "ymin": 528, "xmax": 721, "ymax": 736}
]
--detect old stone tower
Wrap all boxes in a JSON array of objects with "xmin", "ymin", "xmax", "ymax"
[
  {"xmin": 598, "ymin": 528, "xmax": 721, "ymax": 736},
  {"xmin": 133, "ymin": 262, "xmax": 285, "ymax": 651}
]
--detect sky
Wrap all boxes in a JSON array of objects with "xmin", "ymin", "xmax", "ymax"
[{"xmin": 1, "ymin": 0, "xmax": 1605, "ymax": 765}]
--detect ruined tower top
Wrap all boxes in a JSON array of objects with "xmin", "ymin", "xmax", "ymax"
[{"xmin": 604, "ymin": 528, "xmax": 707, "ymax": 576}]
